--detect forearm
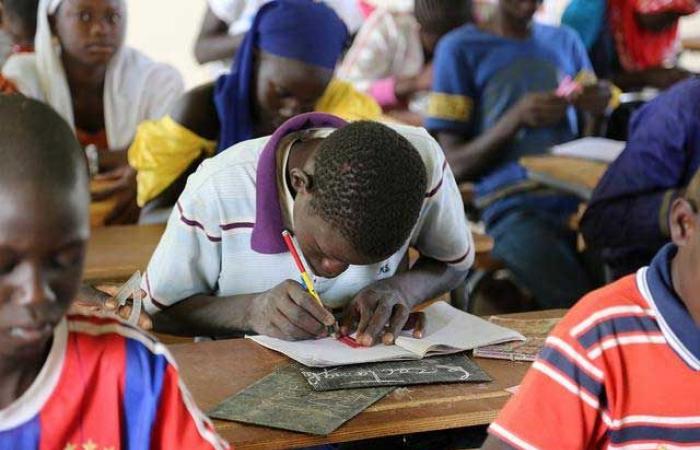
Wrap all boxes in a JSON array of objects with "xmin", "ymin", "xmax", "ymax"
[
  {"xmin": 151, "ymin": 292, "xmax": 258, "ymax": 337},
  {"xmin": 389, "ymin": 257, "xmax": 468, "ymax": 308},
  {"xmin": 440, "ymin": 109, "xmax": 522, "ymax": 182},
  {"xmin": 194, "ymin": 34, "xmax": 245, "ymax": 64}
]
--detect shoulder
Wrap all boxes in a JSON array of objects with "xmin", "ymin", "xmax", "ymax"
[
  {"xmin": 119, "ymin": 47, "xmax": 184, "ymax": 87},
  {"xmin": 550, "ymin": 274, "xmax": 651, "ymax": 341},
  {"xmin": 1, "ymin": 53, "xmax": 44, "ymax": 98},
  {"xmin": 434, "ymin": 25, "xmax": 487, "ymax": 64},
  {"xmin": 382, "ymin": 123, "xmax": 446, "ymax": 180},
  {"xmin": 184, "ymin": 136, "xmax": 270, "ymax": 198},
  {"xmin": 66, "ymin": 314, "xmax": 171, "ymax": 362},
  {"xmin": 536, "ymin": 23, "xmax": 585, "ymax": 49}
]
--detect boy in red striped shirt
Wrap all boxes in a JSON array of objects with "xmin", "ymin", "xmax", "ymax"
[
  {"xmin": 483, "ymin": 171, "xmax": 700, "ymax": 449},
  {"xmin": 0, "ymin": 96, "xmax": 228, "ymax": 450}
]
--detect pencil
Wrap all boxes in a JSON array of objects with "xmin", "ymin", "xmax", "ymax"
[{"xmin": 281, "ymin": 230, "xmax": 338, "ymax": 337}]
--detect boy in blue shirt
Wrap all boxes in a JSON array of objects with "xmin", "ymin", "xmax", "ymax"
[{"xmin": 426, "ymin": 0, "xmax": 611, "ymax": 308}]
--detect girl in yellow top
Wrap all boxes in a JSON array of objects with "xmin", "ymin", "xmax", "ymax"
[{"xmin": 130, "ymin": 0, "xmax": 381, "ymax": 215}]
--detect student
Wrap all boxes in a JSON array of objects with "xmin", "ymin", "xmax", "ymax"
[
  {"xmin": 129, "ymin": 0, "xmax": 381, "ymax": 220},
  {"xmin": 0, "ymin": 0, "xmax": 184, "ymax": 225},
  {"xmin": 561, "ymin": 0, "xmax": 696, "ymax": 90},
  {"xmin": 425, "ymin": 0, "xmax": 613, "ymax": 309},
  {"xmin": 482, "ymin": 168, "xmax": 700, "ymax": 450},
  {"xmin": 142, "ymin": 112, "xmax": 473, "ymax": 344},
  {"xmin": 194, "ymin": 0, "xmax": 364, "ymax": 64},
  {"xmin": 338, "ymin": 0, "xmax": 472, "ymax": 118},
  {"xmin": 0, "ymin": 96, "xmax": 227, "ymax": 450},
  {"xmin": 581, "ymin": 77, "xmax": 700, "ymax": 280},
  {"xmin": 0, "ymin": 0, "xmax": 39, "ymax": 55}
]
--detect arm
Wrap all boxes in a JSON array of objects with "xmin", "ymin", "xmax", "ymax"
[
  {"xmin": 435, "ymin": 93, "xmax": 569, "ymax": 182},
  {"xmin": 193, "ymin": 6, "xmax": 245, "ymax": 64},
  {"xmin": 435, "ymin": 107, "xmax": 523, "ymax": 182}
]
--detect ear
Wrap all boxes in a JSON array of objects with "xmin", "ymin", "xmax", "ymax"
[
  {"xmin": 290, "ymin": 167, "xmax": 314, "ymax": 195},
  {"xmin": 669, "ymin": 198, "xmax": 697, "ymax": 246}
]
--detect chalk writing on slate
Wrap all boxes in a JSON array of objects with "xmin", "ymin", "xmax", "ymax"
[
  {"xmin": 299, "ymin": 353, "xmax": 492, "ymax": 391},
  {"xmin": 208, "ymin": 364, "xmax": 394, "ymax": 436}
]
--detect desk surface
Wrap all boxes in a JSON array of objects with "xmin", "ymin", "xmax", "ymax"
[
  {"xmin": 520, "ymin": 155, "xmax": 609, "ymax": 200},
  {"xmin": 169, "ymin": 309, "xmax": 565, "ymax": 450},
  {"xmin": 84, "ymin": 224, "xmax": 166, "ymax": 282}
]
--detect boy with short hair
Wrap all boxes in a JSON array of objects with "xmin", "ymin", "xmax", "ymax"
[
  {"xmin": 0, "ymin": 95, "xmax": 227, "ymax": 450},
  {"xmin": 482, "ymin": 169, "xmax": 700, "ymax": 449},
  {"xmin": 143, "ymin": 113, "xmax": 473, "ymax": 346}
]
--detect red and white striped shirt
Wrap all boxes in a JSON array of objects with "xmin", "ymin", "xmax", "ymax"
[{"xmin": 490, "ymin": 244, "xmax": 700, "ymax": 449}]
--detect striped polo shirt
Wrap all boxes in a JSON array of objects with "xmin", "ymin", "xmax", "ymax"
[
  {"xmin": 143, "ymin": 113, "xmax": 473, "ymax": 313},
  {"xmin": 489, "ymin": 244, "xmax": 700, "ymax": 449}
]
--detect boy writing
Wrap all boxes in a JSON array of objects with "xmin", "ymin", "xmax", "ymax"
[
  {"xmin": 143, "ymin": 113, "xmax": 473, "ymax": 346},
  {"xmin": 0, "ymin": 95, "xmax": 227, "ymax": 450}
]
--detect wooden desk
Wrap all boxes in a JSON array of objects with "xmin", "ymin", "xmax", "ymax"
[
  {"xmin": 169, "ymin": 309, "xmax": 565, "ymax": 450},
  {"xmin": 520, "ymin": 155, "xmax": 609, "ymax": 200},
  {"xmin": 84, "ymin": 224, "xmax": 166, "ymax": 282}
]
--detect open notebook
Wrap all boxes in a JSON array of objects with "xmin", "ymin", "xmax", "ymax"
[{"xmin": 248, "ymin": 302, "xmax": 525, "ymax": 367}]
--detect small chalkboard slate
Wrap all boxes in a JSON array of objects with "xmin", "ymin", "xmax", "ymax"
[
  {"xmin": 208, "ymin": 364, "xmax": 394, "ymax": 436},
  {"xmin": 299, "ymin": 353, "xmax": 492, "ymax": 391}
]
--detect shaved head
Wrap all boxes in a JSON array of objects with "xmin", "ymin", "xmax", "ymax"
[{"xmin": 0, "ymin": 95, "xmax": 88, "ymax": 197}]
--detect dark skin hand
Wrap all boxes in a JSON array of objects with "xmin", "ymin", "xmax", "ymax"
[
  {"xmin": 152, "ymin": 138, "xmax": 468, "ymax": 341},
  {"xmin": 71, "ymin": 284, "xmax": 152, "ymax": 330},
  {"xmin": 193, "ymin": 6, "xmax": 245, "ymax": 64}
]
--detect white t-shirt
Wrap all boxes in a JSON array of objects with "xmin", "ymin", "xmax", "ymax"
[
  {"xmin": 143, "ymin": 117, "xmax": 473, "ymax": 313},
  {"xmin": 207, "ymin": 0, "xmax": 365, "ymax": 34}
]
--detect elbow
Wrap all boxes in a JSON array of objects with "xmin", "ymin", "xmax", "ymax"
[
  {"xmin": 445, "ymin": 264, "xmax": 470, "ymax": 292},
  {"xmin": 193, "ymin": 41, "xmax": 212, "ymax": 65}
]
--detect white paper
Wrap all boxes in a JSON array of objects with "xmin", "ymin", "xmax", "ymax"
[
  {"xmin": 248, "ymin": 302, "xmax": 525, "ymax": 367},
  {"xmin": 550, "ymin": 137, "xmax": 626, "ymax": 163}
]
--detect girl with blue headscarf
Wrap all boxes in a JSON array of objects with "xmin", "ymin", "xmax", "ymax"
[{"xmin": 129, "ymin": 0, "xmax": 381, "ymax": 216}]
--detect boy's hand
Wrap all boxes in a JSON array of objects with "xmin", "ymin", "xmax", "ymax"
[
  {"xmin": 248, "ymin": 280, "xmax": 336, "ymax": 340},
  {"xmin": 395, "ymin": 64, "xmax": 433, "ymax": 101},
  {"xmin": 514, "ymin": 92, "xmax": 568, "ymax": 128},
  {"xmin": 71, "ymin": 284, "xmax": 153, "ymax": 330},
  {"xmin": 572, "ymin": 82, "xmax": 612, "ymax": 116},
  {"xmin": 92, "ymin": 165, "xmax": 140, "ymax": 225},
  {"xmin": 340, "ymin": 279, "xmax": 426, "ymax": 347}
]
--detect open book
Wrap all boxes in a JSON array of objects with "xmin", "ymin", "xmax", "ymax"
[
  {"xmin": 473, "ymin": 316, "xmax": 561, "ymax": 362},
  {"xmin": 550, "ymin": 137, "xmax": 626, "ymax": 163},
  {"xmin": 248, "ymin": 302, "xmax": 525, "ymax": 367}
]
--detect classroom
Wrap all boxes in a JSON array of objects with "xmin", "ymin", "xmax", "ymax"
[{"xmin": 1, "ymin": 0, "xmax": 699, "ymax": 448}]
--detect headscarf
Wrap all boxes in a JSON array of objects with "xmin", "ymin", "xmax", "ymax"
[
  {"xmin": 2, "ymin": 0, "xmax": 183, "ymax": 149},
  {"xmin": 213, "ymin": 0, "xmax": 348, "ymax": 152},
  {"xmin": 608, "ymin": 0, "xmax": 697, "ymax": 71}
]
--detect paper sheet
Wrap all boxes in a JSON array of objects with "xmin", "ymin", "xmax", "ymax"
[
  {"xmin": 550, "ymin": 137, "xmax": 626, "ymax": 163},
  {"xmin": 248, "ymin": 302, "xmax": 524, "ymax": 367}
]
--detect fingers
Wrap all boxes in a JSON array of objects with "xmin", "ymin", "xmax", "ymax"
[
  {"xmin": 411, "ymin": 311, "xmax": 426, "ymax": 339},
  {"xmin": 285, "ymin": 281, "xmax": 335, "ymax": 326},
  {"xmin": 339, "ymin": 303, "xmax": 359, "ymax": 337},
  {"xmin": 359, "ymin": 296, "xmax": 397, "ymax": 347},
  {"xmin": 382, "ymin": 303, "xmax": 410, "ymax": 345},
  {"xmin": 270, "ymin": 307, "xmax": 322, "ymax": 340},
  {"xmin": 277, "ymin": 294, "xmax": 328, "ymax": 337}
]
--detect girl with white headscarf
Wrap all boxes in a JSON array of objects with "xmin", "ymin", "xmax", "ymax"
[{"xmin": 0, "ymin": 0, "xmax": 184, "ymax": 225}]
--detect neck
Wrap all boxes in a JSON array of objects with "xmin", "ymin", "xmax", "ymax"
[
  {"xmin": 61, "ymin": 53, "xmax": 107, "ymax": 92},
  {"xmin": 671, "ymin": 251, "xmax": 700, "ymax": 325},
  {"xmin": 0, "ymin": 346, "xmax": 49, "ymax": 410},
  {"xmin": 492, "ymin": 12, "xmax": 531, "ymax": 39}
]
